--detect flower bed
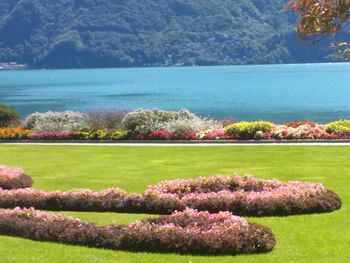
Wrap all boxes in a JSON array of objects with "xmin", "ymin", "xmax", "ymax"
[
  {"xmin": 2, "ymin": 107, "xmax": 350, "ymax": 141},
  {"xmin": 145, "ymin": 175, "xmax": 342, "ymax": 216},
  {"xmin": 0, "ymin": 165, "xmax": 343, "ymax": 255},
  {"xmin": 0, "ymin": 166, "xmax": 341, "ymax": 216},
  {"xmin": 0, "ymin": 207, "xmax": 275, "ymax": 255}
]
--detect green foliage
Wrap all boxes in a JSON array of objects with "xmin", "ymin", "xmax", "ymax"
[
  {"xmin": 224, "ymin": 121, "xmax": 274, "ymax": 138},
  {"xmin": 0, "ymin": 0, "xmax": 335, "ymax": 68},
  {"xmin": 0, "ymin": 104, "xmax": 20, "ymax": 127},
  {"xmin": 325, "ymin": 120, "xmax": 350, "ymax": 134}
]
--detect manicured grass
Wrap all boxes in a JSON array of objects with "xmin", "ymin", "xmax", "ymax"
[{"xmin": 0, "ymin": 145, "xmax": 349, "ymax": 263}]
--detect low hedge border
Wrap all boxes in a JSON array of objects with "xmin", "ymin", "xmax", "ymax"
[
  {"xmin": 0, "ymin": 207, "xmax": 275, "ymax": 255},
  {"xmin": 0, "ymin": 166, "xmax": 342, "ymax": 216},
  {"xmin": 146, "ymin": 175, "xmax": 342, "ymax": 216}
]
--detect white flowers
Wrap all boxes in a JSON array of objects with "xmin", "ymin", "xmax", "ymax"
[
  {"xmin": 122, "ymin": 108, "xmax": 220, "ymax": 135},
  {"xmin": 25, "ymin": 111, "xmax": 89, "ymax": 131}
]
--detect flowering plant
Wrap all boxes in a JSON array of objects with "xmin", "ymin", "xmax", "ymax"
[
  {"xmin": 28, "ymin": 130, "xmax": 76, "ymax": 140},
  {"xmin": 0, "ymin": 128, "xmax": 32, "ymax": 139},
  {"xmin": 199, "ymin": 128, "xmax": 231, "ymax": 140},
  {"xmin": 25, "ymin": 111, "xmax": 89, "ymax": 131},
  {"xmin": 0, "ymin": 207, "xmax": 275, "ymax": 255},
  {"xmin": 147, "ymin": 130, "xmax": 173, "ymax": 140},
  {"xmin": 0, "ymin": 165, "xmax": 33, "ymax": 189}
]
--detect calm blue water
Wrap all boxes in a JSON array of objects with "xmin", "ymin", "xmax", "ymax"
[{"xmin": 1, "ymin": 63, "xmax": 350, "ymax": 123}]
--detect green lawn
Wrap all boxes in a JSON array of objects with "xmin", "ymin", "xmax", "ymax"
[{"xmin": 0, "ymin": 145, "xmax": 349, "ymax": 263}]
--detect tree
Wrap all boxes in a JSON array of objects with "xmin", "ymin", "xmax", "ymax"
[{"xmin": 286, "ymin": 0, "xmax": 350, "ymax": 59}]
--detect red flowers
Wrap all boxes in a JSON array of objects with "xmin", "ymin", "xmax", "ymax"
[{"xmin": 146, "ymin": 130, "xmax": 172, "ymax": 140}]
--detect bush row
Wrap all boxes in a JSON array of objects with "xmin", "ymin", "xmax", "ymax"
[
  {"xmin": 0, "ymin": 166, "xmax": 342, "ymax": 216},
  {"xmin": 0, "ymin": 207, "xmax": 275, "ymax": 255},
  {"xmin": 2, "ymin": 106, "xmax": 350, "ymax": 139},
  {"xmin": 145, "ymin": 175, "xmax": 342, "ymax": 216}
]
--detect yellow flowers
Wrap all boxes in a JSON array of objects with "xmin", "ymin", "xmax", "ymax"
[{"xmin": 0, "ymin": 128, "xmax": 32, "ymax": 139}]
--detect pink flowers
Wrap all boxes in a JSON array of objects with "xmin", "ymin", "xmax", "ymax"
[
  {"xmin": 0, "ymin": 207, "xmax": 275, "ymax": 255},
  {"xmin": 28, "ymin": 130, "xmax": 76, "ymax": 140},
  {"xmin": 146, "ymin": 175, "xmax": 342, "ymax": 216},
  {"xmin": 0, "ymin": 165, "xmax": 33, "ymax": 189},
  {"xmin": 0, "ymin": 165, "xmax": 342, "ymax": 255},
  {"xmin": 0, "ymin": 166, "xmax": 342, "ymax": 216},
  {"xmin": 200, "ymin": 129, "xmax": 231, "ymax": 140}
]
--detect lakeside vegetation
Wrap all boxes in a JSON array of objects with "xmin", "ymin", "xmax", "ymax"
[{"xmin": 1, "ymin": 106, "xmax": 350, "ymax": 141}]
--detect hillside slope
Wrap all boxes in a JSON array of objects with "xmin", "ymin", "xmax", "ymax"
[{"xmin": 0, "ymin": 0, "xmax": 341, "ymax": 68}]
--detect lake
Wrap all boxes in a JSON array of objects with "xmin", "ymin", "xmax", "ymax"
[{"xmin": 1, "ymin": 63, "xmax": 350, "ymax": 123}]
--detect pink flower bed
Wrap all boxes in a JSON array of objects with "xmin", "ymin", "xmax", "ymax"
[
  {"xmin": 0, "ymin": 168, "xmax": 341, "ymax": 216},
  {"xmin": 146, "ymin": 175, "xmax": 342, "ymax": 216},
  {"xmin": 0, "ymin": 165, "xmax": 343, "ymax": 254},
  {"xmin": 0, "ymin": 165, "xmax": 33, "ymax": 189},
  {"xmin": 28, "ymin": 131, "xmax": 76, "ymax": 140},
  {"xmin": 0, "ymin": 207, "xmax": 275, "ymax": 255}
]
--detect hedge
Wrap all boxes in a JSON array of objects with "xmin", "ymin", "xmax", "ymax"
[
  {"xmin": 0, "ymin": 208, "xmax": 275, "ymax": 255},
  {"xmin": 0, "ymin": 166, "xmax": 341, "ymax": 216}
]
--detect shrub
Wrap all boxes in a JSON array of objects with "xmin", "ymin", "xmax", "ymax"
[
  {"xmin": 0, "ymin": 165, "xmax": 33, "ymax": 189},
  {"xmin": 158, "ymin": 117, "xmax": 220, "ymax": 137},
  {"xmin": 0, "ymin": 105, "xmax": 20, "ymax": 127},
  {"xmin": 0, "ymin": 208, "xmax": 276, "ymax": 255},
  {"xmin": 0, "ymin": 208, "xmax": 122, "ymax": 248},
  {"xmin": 0, "ymin": 188, "xmax": 132, "ymax": 212},
  {"xmin": 0, "ymin": 171, "xmax": 341, "ymax": 216},
  {"xmin": 120, "ymin": 208, "xmax": 275, "ymax": 254},
  {"xmin": 25, "ymin": 111, "xmax": 89, "ymax": 131},
  {"xmin": 224, "ymin": 121, "xmax": 274, "ymax": 139},
  {"xmin": 87, "ymin": 110, "xmax": 128, "ymax": 130},
  {"xmin": 325, "ymin": 120, "xmax": 350, "ymax": 134},
  {"xmin": 146, "ymin": 175, "xmax": 342, "ymax": 216},
  {"xmin": 0, "ymin": 128, "xmax": 32, "ymax": 139},
  {"xmin": 28, "ymin": 131, "xmax": 76, "ymax": 140},
  {"xmin": 121, "ymin": 108, "xmax": 197, "ymax": 134}
]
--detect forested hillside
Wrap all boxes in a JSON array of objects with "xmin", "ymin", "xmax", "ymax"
[{"xmin": 0, "ymin": 0, "xmax": 344, "ymax": 68}]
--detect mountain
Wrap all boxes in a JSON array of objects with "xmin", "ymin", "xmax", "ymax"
[{"xmin": 0, "ymin": 0, "xmax": 344, "ymax": 68}]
